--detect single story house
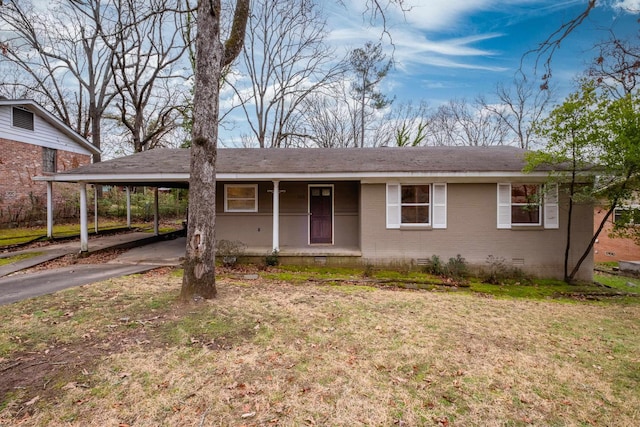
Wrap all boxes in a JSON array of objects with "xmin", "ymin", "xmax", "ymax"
[
  {"xmin": 36, "ymin": 146, "xmax": 594, "ymax": 280},
  {"xmin": 0, "ymin": 98, "xmax": 99, "ymax": 226}
]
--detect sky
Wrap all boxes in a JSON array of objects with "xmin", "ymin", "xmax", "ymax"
[
  {"xmin": 323, "ymin": 0, "xmax": 640, "ymax": 106},
  {"xmin": 9, "ymin": 0, "xmax": 640, "ymax": 150}
]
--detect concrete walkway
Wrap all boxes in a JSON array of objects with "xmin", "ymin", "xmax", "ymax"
[
  {"xmin": 0, "ymin": 232, "xmax": 173, "ymax": 277},
  {"xmin": 0, "ymin": 234, "xmax": 186, "ymax": 305}
]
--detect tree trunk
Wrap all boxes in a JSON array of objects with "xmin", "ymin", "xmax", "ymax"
[
  {"xmin": 90, "ymin": 101, "xmax": 102, "ymax": 163},
  {"xmin": 181, "ymin": 0, "xmax": 224, "ymax": 300},
  {"xmin": 181, "ymin": 0, "xmax": 249, "ymax": 300},
  {"xmin": 568, "ymin": 169, "xmax": 633, "ymax": 282},
  {"xmin": 360, "ymin": 76, "xmax": 366, "ymax": 148},
  {"xmin": 568, "ymin": 202, "xmax": 617, "ymax": 282},
  {"xmin": 563, "ymin": 154, "xmax": 577, "ymax": 282}
]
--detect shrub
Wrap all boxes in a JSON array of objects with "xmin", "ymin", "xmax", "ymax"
[
  {"xmin": 445, "ymin": 254, "xmax": 468, "ymax": 280},
  {"xmin": 483, "ymin": 255, "xmax": 509, "ymax": 284},
  {"xmin": 422, "ymin": 255, "xmax": 445, "ymax": 275},
  {"xmin": 482, "ymin": 254, "xmax": 532, "ymax": 284},
  {"xmin": 363, "ymin": 263, "xmax": 375, "ymax": 278},
  {"xmin": 265, "ymin": 249, "xmax": 279, "ymax": 266}
]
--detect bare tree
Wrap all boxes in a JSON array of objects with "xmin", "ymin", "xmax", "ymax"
[
  {"xmin": 0, "ymin": 0, "xmax": 119, "ymax": 162},
  {"xmin": 479, "ymin": 76, "xmax": 554, "ymax": 149},
  {"xmin": 228, "ymin": 0, "xmax": 344, "ymax": 148},
  {"xmin": 349, "ymin": 41, "xmax": 393, "ymax": 147},
  {"xmin": 106, "ymin": 0, "xmax": 191, "ymax": 152},
  {"xmin": 296, "ymin": 84, "xmax": 358, "ymax": 148},
  {"xmin": 527, "ymin": 0, "xmax": 597, "ymax": 89},
  {"xmin": 588, "ymin": 30, "xmax": 640, "ymax": 99},
  {"xmin": 428, "ymin": 99, "xmax": 510, "ymax": 147},
  {"xmin": 371, "ymin": 100, "xmax": 431, "ymax": 147}
]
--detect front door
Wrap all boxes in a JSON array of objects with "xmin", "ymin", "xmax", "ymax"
[{"xmin": 309, "ymin": 186, "xmax": 333, "ymax": 244}]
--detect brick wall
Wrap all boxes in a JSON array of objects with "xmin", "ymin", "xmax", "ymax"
[
  {"xmin": 593, "ymin": 206, "xmax": 640, "ymax": 262},
  {"xmin": 0, "ymin": 137, "xmax": 91, "ymax": 226}
]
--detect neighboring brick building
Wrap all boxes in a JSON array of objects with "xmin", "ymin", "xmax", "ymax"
[
  {"xmin": 0, "ymin": 99, "xmax": 99, "ymax": 226},
  {"xmin": 593, "ymin": 205, "xmax": 640, "ymax": 262}
]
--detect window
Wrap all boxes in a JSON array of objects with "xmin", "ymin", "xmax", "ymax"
[
  {"xmin": 224, "ymin": 184, "xmax": 258, "ymax": 212},
  {"xmin": 12, "ymin": 107, "xmax": 34, "ymax": 131},
  {"xmin": 497, "ymin": 183, "xmax": 558, "ymax": 229},
  {"xmin": 614, "ymin": 208, "xmax": 624, "ymax": 224},
  {"xmin": 511, "ymin": 184, "xmax": 541, "ymax": 225},
  {"xmin": 386, "ymin": 183, "xmax": 447, "ymax": 229},
  {"xmin": 401, "ymin": 185, "xmax": 430, "ymax": 224},
  {"xmin": 614, "ymin": 206, "xmax": 640, "ymax": 225},
  {"xmin": 42, "ymin": 147, "xmax": 57, "ymax": 173}
]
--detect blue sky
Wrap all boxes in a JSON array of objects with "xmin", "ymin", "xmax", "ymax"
[{"xmin": 325, "ymin": 0, "xmax": 640, "ymax": 105}]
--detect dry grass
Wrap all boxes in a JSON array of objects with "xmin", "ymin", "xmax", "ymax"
[{"xmin": 1, "ymin": 269, "xmax": 639, "ymax": 426}]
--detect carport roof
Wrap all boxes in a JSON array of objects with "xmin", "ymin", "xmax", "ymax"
[{"xmin": 36, "ymin": 146, "xmax": 557, "ymax": 186}]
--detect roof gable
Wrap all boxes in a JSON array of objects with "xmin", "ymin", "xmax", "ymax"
[{"xmin": 0, "ymin": 99, "xmax": 99, "ymax": 156}]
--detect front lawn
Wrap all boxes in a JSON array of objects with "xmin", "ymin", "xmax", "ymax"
[
  {"xmin": 0, "ymin": 221, "xmax": 182, "ymax": 247},
  {"xmin": 1, "ymin": 266, "xmax": 638, "ymax": 426}
]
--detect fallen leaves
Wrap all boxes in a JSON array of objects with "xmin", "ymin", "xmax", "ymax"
[{"xmin": 24, "ymin": 395, "xmax": 40, "ymax": 406}]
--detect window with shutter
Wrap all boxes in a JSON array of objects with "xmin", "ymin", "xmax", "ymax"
[
  {"xmin": 386, "ymin": 183, "xmax": 447, "ymax": 229},
  {"xmin": 497, "ymin": 183, "xmax": 558, "ymax": 229}
]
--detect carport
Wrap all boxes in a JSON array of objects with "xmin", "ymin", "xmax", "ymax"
[
  {"xmin": 34, "ymin": 148, "xmax": 293, "ymax": 255},
  {"xmin": 35, "ymin": 149, "xmax": 190, "ymax": 252}
]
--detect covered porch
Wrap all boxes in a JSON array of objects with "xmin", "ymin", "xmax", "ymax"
[{"xmin": 36, "ymin": 176, "xmax": 362, "ymax": 259}]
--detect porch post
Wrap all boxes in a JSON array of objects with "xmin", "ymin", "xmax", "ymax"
[
  {"xmin": 80, "ymin": 183, "xmax": 88, "ymax": 252},
  {"xmin": 46, "ymin": 181, "xmax": 53, "ymax": 238},
  {"xmin": 153, "ymin": 187, "xmax": 159, "ymax": 236},
  {"xmin": 94, "ymin": 185, "xmax": 99, "ymax": 233},
  {"xmin": 126, "ymin": 186, "xmax": 131, "ymax": 228},
  {"xmin": 272, "ymin": 180, "xmax": 280, "ymax": 252}
]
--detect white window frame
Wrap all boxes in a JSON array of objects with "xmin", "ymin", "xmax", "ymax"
[
  {"xmin": 512, "ymin": 183, "xmax": 542, "ymax": 226},
  {"xmin": 386, "ymin": 183, "xmax": 447, "ymax": 229},
  {"xmin": 613, "ymin": 204, "xmax": 640, "ymax": 226},
  {"xmin": 224, "ymin": 184, "xmax": 258, "ymax": 213},
  {"xmin": 497, "ymin": 183, "xmax": 558, "ymax": 229}
]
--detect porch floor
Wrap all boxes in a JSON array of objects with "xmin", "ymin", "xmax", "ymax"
[{"xmin": 243, "ymin": 246, "xmax": 362, "ymax": 257}]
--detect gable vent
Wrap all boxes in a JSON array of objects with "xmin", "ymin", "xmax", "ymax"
[{"xmin": 12, "ymin": 107, "xmax": 34, "ymax": 131}]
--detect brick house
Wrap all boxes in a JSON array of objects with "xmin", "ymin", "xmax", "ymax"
[
  {"xmin": 41, "ymin": 147, "xmax": 595, "ymax": 280},
  {"xmin": 593, "ymin": 205, "xmax": 640, "ymax": 263},
  {"xmin": 0, "ymin": 99, "xmax": 99, "ymax": 226}
]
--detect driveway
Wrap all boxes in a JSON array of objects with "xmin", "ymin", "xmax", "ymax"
[{"xmin": 0, "ymin": 236, "xmax": 186, "ymax": 306}]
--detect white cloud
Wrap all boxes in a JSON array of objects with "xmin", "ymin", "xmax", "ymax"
[
  {"xmin": 343, "ymin": 0, "xmax": 496, "ymax": 31},
  {"xmin": 612, "ymin": 0, "xmax": 640, "ymax": 13},
  {"xmin": 397, "ymin": 0, "xmax": 496, "ymax": 31},
  {"xmin": 327, "ymin": 1, "xmax": 527, "ymax": 73}
]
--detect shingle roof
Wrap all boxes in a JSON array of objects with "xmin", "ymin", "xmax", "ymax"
[{"xmin": 59, "ymin": 146, "xmax": 536, "ymax": 176}]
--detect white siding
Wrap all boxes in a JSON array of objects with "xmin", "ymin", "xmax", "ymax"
[{"xmin": 0, "ymin": 105, "xmax": 93, "ymax": 155}]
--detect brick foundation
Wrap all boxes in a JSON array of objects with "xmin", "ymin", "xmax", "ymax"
[{"xmin": 0, "ymin": 138, "xmax": 90, "ymax": 226}]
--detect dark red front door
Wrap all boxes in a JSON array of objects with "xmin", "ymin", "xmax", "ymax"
[{"xmin": 310, "ymin": 186, "xmax": 333, "ymax": 244}]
